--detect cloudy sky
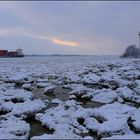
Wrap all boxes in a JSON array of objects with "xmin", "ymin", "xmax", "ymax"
[{"xmin": 0, "ymin": 1, "xmax": 140, "ymax": 55}]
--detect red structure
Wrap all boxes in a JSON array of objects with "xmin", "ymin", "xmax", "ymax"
[
  {"xmin": 0, "ymin": 50, "xmax": 8, "ymax": 56},
  {"xmin": 0, "ymin": 49, "xmax": 24, "ymax": 57}
]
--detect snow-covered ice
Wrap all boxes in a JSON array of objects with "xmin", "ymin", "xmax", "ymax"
[
  {"xmin": 92, "ymin": 102, "xmax": 136, "ymax": 121},
  {"xmin": 0, "ymin": 89, "xmax": 34, "ymax": 102},
  {"xmin": 43, "ymin": 84, "xmax": 55, "ymax": 94},
  {"xmin": 91, "ymin": 89, "xmax": 123, "ymax": 103},
  {"xmin": 0, "ymin": 116, "xmax": 30, "ymax": 139},
  {"xmin": 0, "ymin": 56, "xmax": 140, "ymax": 139},
  {"xmin": 0, "ymin": 99, "xmax": 45, "ymax": 118},
  {"xmin": 130, "ymin": 109, "xmax": 140, "ymax": 132},
  {"xmin": 102, "ymin": 134, "xmax": 140, "ymax": 139}
]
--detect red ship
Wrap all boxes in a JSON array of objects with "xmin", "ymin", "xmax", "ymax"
[{"xmin": 0, "ymin": 48, "xmax": 24, "ymax": 57}]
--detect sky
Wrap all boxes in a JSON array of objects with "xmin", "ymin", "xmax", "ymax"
[{"xmin": 0, "ymin": 1, "xmax": 140, "ymax": 55}]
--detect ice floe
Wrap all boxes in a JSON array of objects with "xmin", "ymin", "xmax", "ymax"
[{"xmin": 0, "ymin": 116, "xmax": 30, "ymax": 139}]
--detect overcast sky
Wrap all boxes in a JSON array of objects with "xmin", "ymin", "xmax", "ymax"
[{"xmin": 0, "ymin": 1, "xmax": 140, "ymax": 55}]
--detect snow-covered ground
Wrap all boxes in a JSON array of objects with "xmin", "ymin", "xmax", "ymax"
[{"xmin": 0, "ymin": 56, "xmax": 140, "ymax": 139}]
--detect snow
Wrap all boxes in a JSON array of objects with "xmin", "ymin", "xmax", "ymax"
[
  {"xmin": 92, "ymin": 102, "xmax": 136, "ymax": 136},
  {"xmin": 22, "ymin": 83, "xmax": 32, "ymax": 90},
  {"xmin": 31, "ymin": 132, "xmax": 82, "ymax": 139},
  {"xmin": 83, "ymin": 136, "xmax": 94, "ymax": 139},
  {"xmin": 0, "ymin": 99, "xmax": 45, "ymax": 118},
  {"xmin": 84, "ymin": 117, "xmax": 100, "ymax": 132},
  {"xmin": 133, "ymin": 86, "xmax": 140, "ymax": 95},
  {"xmin": 93, "ymin": 102, "xmax": 136, "ymax": 121},
  {"xmin": 8, "ymin": 72, "xmax": 29, "ymax": 82},
  {"xmin": 43, "ymin": 84, "xmax": 55, "ymax": 94},
  {"xmin": 133, "ymin": 80, "xmax": 140, "ymax": 95},
  {"xmin": 0, "ymin": 56, "xmax": 140, "ymax": 139},
  {"xmin": 0, "ymin": 116, "xmax": 30, "ymax": 139},
  {"xmin": 37, "ymin": 82, "xmax": 48, "ymax": 88},
  {"xmin": 69, "ymin": 94, "xmax": 76, "ymax": 99},
  {"xmin": 0, "ymin": 89, "xmax": 34, "ymax": 102},
  {"xmin": 35, "ymin": 100, "xmax": 94, "ymax": 138},
  {"xmin": 82, "ymin": 73, "xmax": 100, "ymax": 84},
  {"xmin": 68, "ymin": 84, "xmax": 93, "ymax": 97},
  {"xmin": 91, "ymin": 89, "xmax": 123, "ymax": 103},
  {"xmin": 100, "ymin": 71, "xmax": 120, "ymax": 82},
  {"xmin": 130, "ymin": 109, "xmax": 140, "ymax": 132},
  {"xmin": 117, "ymin": 87, "xmax": 136, "ymax": 98},
  {"xmin": 102, "ymin": 134, "xmax": 140, "ymax": 139},
  {"xmin": 37, "ymin": 78, "xmax": 49, "ymax": 83},
  {"xmin": 98, "ymin": 118, "xmax": 130, "ymax": 136},
  {"xmin": 116, "ymin": 87, "xmax": 140, "ymax": 103},
  {"xmin": 0, "ymin": 133, "xmax": 21, "ymax": 139},
  {"xmin": 11, "ymin": 99, "xmax": 45, "ymax": 118},
  {"xmin": 51, "ymin": 98, "xmax": 63, "ymax": 104},
  {"xmin": 64, "ymin": 71, "xmax": 81, "ymax": 83},
  {"xmin": 135, "ymin": 79, "xmax": 140, "ymax": 85}
]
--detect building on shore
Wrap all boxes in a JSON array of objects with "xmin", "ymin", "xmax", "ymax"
[
  {"xmin": 0, "ymin": 48, "xmax": 24, "ymax": 57},
  {"xmin": 121, "ymin": 44, "xmax": 140, "ymax": 58},
  {"xmin": 121, "ymin": 33, "xmax": 140, "ymax": 58}
]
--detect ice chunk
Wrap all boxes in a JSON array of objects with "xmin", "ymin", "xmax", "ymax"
[
  {"xmin": 130, "ymin": 109, "xmax": 140, "ymax": 132},
  {"xmin": 51, "ymin": 98, "xmax": 63, "ymax": 104},
  {"xmin": 0, "ymin": 116, "xmax": 30, "ymax": 139},
  {"xmin": 12, "ymin": 99, "xmax": 45, "ymax": 118},
  {"xmin": 82, "ymin": 73, "xmax": 100, "ymax": 84},
  {"xmin": 84, "ymin": 117, "xmax": 99, "ymax": 132},
  {"xmin": 31, "ymin": 132, "xmax": 82, "ymax": 139},
  {"xmin": 98, "ymin": 118, "xmax": 130, "ymax": 137},
  {"xmin": 37, "ymin": 83, "xmax": 48, "ymax": 88},
  {"xmin": 0, "ymin": 99, "xmax": 45, "ymax": 118},
  {"xmin": 93, "ymin": 102, "xmax": 136, "ymax": 121},
  {"xmin": 92, "ymin": 89, "xmax": 123, "ymax": 103},
  {"xmin": 35, "ymin": 101, "xmax": 95, "ymax": 139},
  {"xmin": 102, "ymin": 134, "xmax": 140, "ymax": 139},
  {"xmin": 83, "ymin": 136, "xmax": 94, "ymax": 139},
  {"xmin": 0, "ymin": 89, "xmax": 34, "ymax": 102},
  {"xmin": 43, "ymin": 84, "xmax": 55, "ymax": 94},
  {"xmin": 116, "ymin": 87, "xmax": 140, "ymax": 104},
  {"xmin": 22, "ymin": 83, "xmax": 32, "ymax": 90}
]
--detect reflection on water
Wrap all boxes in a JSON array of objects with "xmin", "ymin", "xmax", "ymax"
[
  {"xmin": 124, "ymin": 101, "xmax": 140, "ymax": 108},
  {"xmin": 33, "ymin": 85, "xmax": 70, "ymax": 101},
  {"xmin": 31, "ymin": 85, "xmax": 104, "ymax": 139},
  {"xmin": 80, "ymin": 130, "xmax": 101, "ymax": 140},
  {"xmin": 41, "ymin": 103, "xmax": 58, "ymax": 112},
  {"xmin": 55, "ymin": 86, "xmax": 70, "ymax": 100},
  {"xmin": 81, "ymin": 100, "xmax": 104, "ymax": 108},
  {"xmin": 32, "ymin": 88, "xmax": 47, "ymax": 100},
  {"xmin": 76, "ymin": 97, "xmax": 104, "ymax": 108},
  {"xmin": 26, "ymin": 117, "xmax": 54, "ymax": 139}
]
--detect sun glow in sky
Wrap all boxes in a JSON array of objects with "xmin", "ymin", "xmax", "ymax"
[
  {"xmin": 52, "ymin": 38, "xmax": 80, "ymax": 47},
  {"xmin": 0, "ymin": 1, "xmax": 140, "ymax": 55}
]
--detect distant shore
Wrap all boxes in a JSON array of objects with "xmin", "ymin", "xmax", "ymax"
[{"xmin": 25, "ymin": 54, "xmax": 119, "ymax": 57}]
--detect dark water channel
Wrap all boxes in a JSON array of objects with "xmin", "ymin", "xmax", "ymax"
[
  {"xmin": 32, "ymin": 85, "xmax": 70, "ymax": 101},
  {"xmin": 45, "ymin": 85, "xmax": 70, "ymax": 101},
  {"xmin": 26, "ymin": 117, "xmax": 54, "ymax": 139},
  {"xmin": 81, "ymin": 100, "xmax": 104, "ymax": 108},
  {"xmin": 27, "ymin": 86, "xmax": 71, "ymax": 139},
  {"xmin": 28, "ymin": 85, "xmax": 104, "ymax": 139}
]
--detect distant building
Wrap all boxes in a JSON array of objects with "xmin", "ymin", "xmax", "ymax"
[
  {"xmin": 121, "ymin": 44, "xmax": 140, "ymax": 58},
  {"xmin": 8, "ymin": 51, "xmax": 18, "ymax": 57},
  {"xmin": 16, "ymin": 48, "xmax": 24, "ymax": 57},
  {"xmin": 0, "ymin": 50, "xmax": 8, "ymax": 56},
  {"xmin": 0, "ymin": 48, "xmax": 24, "ymax": 57}
]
